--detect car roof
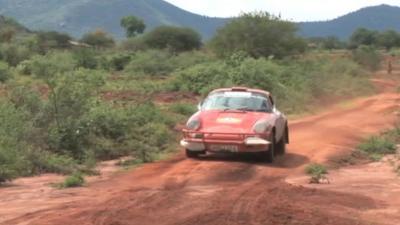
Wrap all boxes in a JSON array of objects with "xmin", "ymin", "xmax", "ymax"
[{"xmin": 209, "ymin": 87, "xmax": 271, "ymax": 97}]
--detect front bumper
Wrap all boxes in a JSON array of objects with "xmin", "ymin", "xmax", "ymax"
[{"xmin": 180, "ymin": 131, "xmax": 271, "ymax": 153}]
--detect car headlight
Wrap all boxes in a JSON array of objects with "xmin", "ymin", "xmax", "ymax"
[
  {"xmin": 252, "ymin": 119, "xmax": 273, "ymax": 134},
  {"xmin": 186, "ymin": 117, "xmax": 201, "ymax": 130}
]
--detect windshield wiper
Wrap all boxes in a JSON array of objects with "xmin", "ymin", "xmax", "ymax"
[{"xmin": 223, "ymin": 107, "xmax": 252, "ymax": 112}]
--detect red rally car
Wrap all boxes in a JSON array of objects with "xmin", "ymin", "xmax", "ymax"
[{"xmin": 181, "ymin": 87, "xmax": 289, "ymax": 162}]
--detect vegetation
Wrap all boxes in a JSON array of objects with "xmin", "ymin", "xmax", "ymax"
[
  {"xmin": 358, "ymin": 127, "xmax": 399, "ymax": 161},
  {"xmin": 210, "ymin": 12, "xmax": 306, "ymax": 58},
  {"xmin": 305, "ymin": 163, "xmax": 328, "ymax": 184},
  {"xmin": 120, "ymin": 16, "xmax": 146, "ymax": 38},
  {"xmin": 143, "ymin": 26, "xmax": 202, "ymax": 52},
  {"xmin": 81, "ymin": 29, "xmax": 115, "ymax": 48},
  {"xmin": 308, "ymin": 36, "xmax": 346, "ymax": 50},
  {"xmin": 0, "ymin": 13, "xmax": 380, "ymax": 184},
  {"xmin": 171, "ymin": 53, "xmax": 372, "ymax": 113},
  {"xmin": 350, "ymin": 28, "xmax": 400, "ymax": 50},
  {"xmin": 352, "ymin": 45, "xmax": 382, "ymax": 71},
  {"xmin": 59, "ymin": 172, "xmax": 85, "ymax": 188}
]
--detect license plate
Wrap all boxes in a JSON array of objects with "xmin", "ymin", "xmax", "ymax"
[{"xmin": 209, "ymin": 145, "xmax": 239, "ymax": 153}]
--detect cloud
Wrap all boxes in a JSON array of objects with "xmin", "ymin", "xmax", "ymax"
[{"xmin": 164, "ymin": 0, "xmax": 400, "ymax": 21}]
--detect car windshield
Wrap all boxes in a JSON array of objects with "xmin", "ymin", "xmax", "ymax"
[{"xmin": 201, "ymin": 91, "xmax": 272, "ymax": 112}]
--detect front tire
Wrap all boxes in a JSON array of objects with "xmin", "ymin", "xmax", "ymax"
[
  {"xmin": 258, "ymin": 134, "xmax": 275, "ymax": 163},
  {"xmin": 186, "ymin": 149, "xmax": 200, "ymax": 158},
  {"xmin": 276, "ymin": 129, "xmax": 287, "ymax": 155}
]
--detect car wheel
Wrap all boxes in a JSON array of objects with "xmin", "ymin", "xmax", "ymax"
[
  {"xmin": 276, "ymin": 129, "xmax": 287, "ymax": 155},
  {"xmin": 186, "ymin": 149, "xmax": 200, "ymax": 158},
  {"xmin": 265, "ymin": 136, "xmax": 276, "ymax": 163},
  {"xmin": 257, "ymin": 134, "xmax": 275, "ymax": 163}
]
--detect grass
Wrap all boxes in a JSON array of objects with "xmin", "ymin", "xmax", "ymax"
[
  {"xmin": 168, "ymin": 102, "xmax": 196, "ymax": 116},
  {"xmin": 358, "ymin": 135, "xmax": 397, "ymax": 161},
  {"xmin": 305, "ymin": 163, "xmax": 328, "ymax": 184},
  {"xmin": 56, "ymin": 172, "xmax": 85, "ymax": 188}
]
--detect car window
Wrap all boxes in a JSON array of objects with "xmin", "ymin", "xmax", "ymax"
[{"xmin": 202, "ymin": 91, "xmax": 272, "ymax": 112}]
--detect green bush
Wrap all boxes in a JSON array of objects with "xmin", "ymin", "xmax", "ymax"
[
  {"xmin": 305, "ymin": 163, "xmax": 328, "ymax": 184},
  {"xmin": 44, "ymin": 69, "xmax": 106, "ymax": 159},
  {"xmin": 102, "ymin": 53, "xmax": 132, "ymax": 71},
  {"xmin": 358, "ymin": 136, "xmax": 397, "ymax": 160},
  {"xmin": 0, "ymin": 61, "xmax": 11, "ymax": 82},
  {"xmin": 73, "ymin": 48, "xmax": 98, "ymax": 69},
  {"xmin": 60, "ymin": 172, "xmax": 85, "ymax": 188},
  {"xmin": 28, "ymin": 51, "xmax": 76, "ymax": 79},
  {"xmin": 81, "ymin": 29, "xmax": 115, "ymax": 48},
  {"xmin": 119, "ymin": 37, "xmax": 148, "ymax": 52},
  {"xmin": 0, "ymin": 43, "xmax": 32, "ymax": 66},
  {"xmin": 36, "ymin": 31, "xmax": 72, "ymax": 53},
  {"xmin": 169, "ymin": 102, "xmax": 197, "ymax": 116},
  {"xmin": 352, "ymin": 45, "xmax": 382, "ymax": 71},
  {"xmin": 143, "ymin": 26, "xmax": 201, "ymax": 52},
  {"xmin": 124, "ymin": 50, "xmax": 175, "ymax": 77},
  {"xmin": 0, "ymin": 150, "xmax": 18, "ymax": 183},
  {"xmin": 0, "ymin": 101, "xmax": 33, "ymax": 183},
  {"xmin": 171, "ymin": 54, "xmax": 370, "ymax": 114}
]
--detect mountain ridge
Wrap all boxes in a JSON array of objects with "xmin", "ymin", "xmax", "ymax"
[
  {"xmin": 298, "ymin": 4, "xmax": 400, "ymax": 39},
  {"xmin": 0, "ymin": 1, "xmax": 399, "ymax": 40}
]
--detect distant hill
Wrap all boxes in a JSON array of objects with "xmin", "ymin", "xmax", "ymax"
[
  {"xmin": 0, "ymin": 0, "xmax": 228, "ymax": 39},
  {"xmin": 0, "ymin": 1, "xmax": 399, "ymax": 40},
  {"xmin": 0, "ymin": 15, "xmax": 29, "ymax": 34},
  {"xmin": 299, "ymin": 4, "xmax": 400, "ymax": 39}
]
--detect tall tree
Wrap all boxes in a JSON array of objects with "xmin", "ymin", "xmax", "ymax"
[
  {"xmin": 349, "ymin": 28, "xmax": 379, "ymax": 49},
  {"xmin": 209, "ymin": 12, "xmax": 306, "ymax": 58},
  {"xmin": 120, "ymin": 16, "xmax": 146, "ymax": 38},
  {"xmin": 143, "ymin": 26, "xmax": 201, "ymax": 52},
  {"xmin": 377, "ymin": 30, "xmax": 400, "ymax": 50}
]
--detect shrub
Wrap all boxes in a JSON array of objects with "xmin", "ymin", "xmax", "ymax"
[
  {"xmin": 352, "ymin": 45, "xmax": 382, "ymax": 71},
  {"xmin": 143, "ymin": 26, "xmax": 202, "ymax": 52},
  {"xmin": 349, "ymin": 28, "xmax": 379, "ymax": 49},
  {"xmin": 42, "ymin": 153, "xmax": 77, "ymax": 174},
  {"xmin": 124, "ymin": 50, "xmax": 175, "ymax": 77},
  {"xmin": 78, "ymin": 102, "xmax": 174, "ymax": 161},
  {"xmin": 169, "ymin": 102, "xmax": 197, "ymax": 116},
  {"xmin": 28, "ymin": 51, "xmax": 76, "ymax": 79},
  {"xmin": 104, "ymin": 53, "xmax": 132, "ymax": 71},
  {"xmin": 119, "ymin": 37, "xmax": 148, "ymax": 52},
  {"xmin": 305, "ymin": 163, "xmax": 328, "ymax": 184},
  {"xmin": 44, "ymin": 69, "xmax": 106, "ymax": 159},
  {"xmin": 0, "ymin": 61, "xmax": 11, "ymax": 82},
  {"xmin": 81, "ymin": 29, "xmax": 115, "ymax": 48},
  {"xmin": 0, "ymin": 43, "xmax": 32, "ymax": 66},
  {"xmin": 73, "ymin": 48, "xmax": 98, "ymax": 69},
  {"xmin": 0, "ymin": 101, "xmax": 33, "ymax": 183},
  {"xmin": 171, "ymin": 54, "xmax": 370, "ymax": 114},
  {"xmin": 60, "ymin": 172, "xmax": 85, "ymax": 188},
  {"xmin": 36, "ymin": 31, "xmax": 72, "ymax": 53},
  {"xmin": 0, "ymin": 151, "xmax": 18, "ymax": 183},
  {"xmin": 358, "ymin": 136, "xmax": 396, "ymax": 160}
]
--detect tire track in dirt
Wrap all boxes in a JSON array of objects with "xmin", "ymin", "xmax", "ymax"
[{"xmin": 1, "ymin": 76, "xmax": 400, "ymax": 225}]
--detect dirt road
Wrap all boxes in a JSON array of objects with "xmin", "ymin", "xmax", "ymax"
[{"xmin": 1, "ymin": 74, "xmax": 399, "ymax": 225}]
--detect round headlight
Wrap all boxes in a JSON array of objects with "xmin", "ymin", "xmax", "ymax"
[
  {"xmin": 186, "ymin": 118, "xmax": 201, "ymax": 130},
  {"xmin": 253, "ymin": 120, "xmax": 273, "ymax": 134}
]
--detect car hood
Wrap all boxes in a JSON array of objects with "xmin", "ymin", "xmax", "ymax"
[{"xmin": 198, "ymin": 110, "xmax": 273, "ymax": 134}]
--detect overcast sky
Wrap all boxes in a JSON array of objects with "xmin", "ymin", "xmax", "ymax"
[{"xmin": 164, "ymin": 0, "xmax": 400, "ymax": 21}]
